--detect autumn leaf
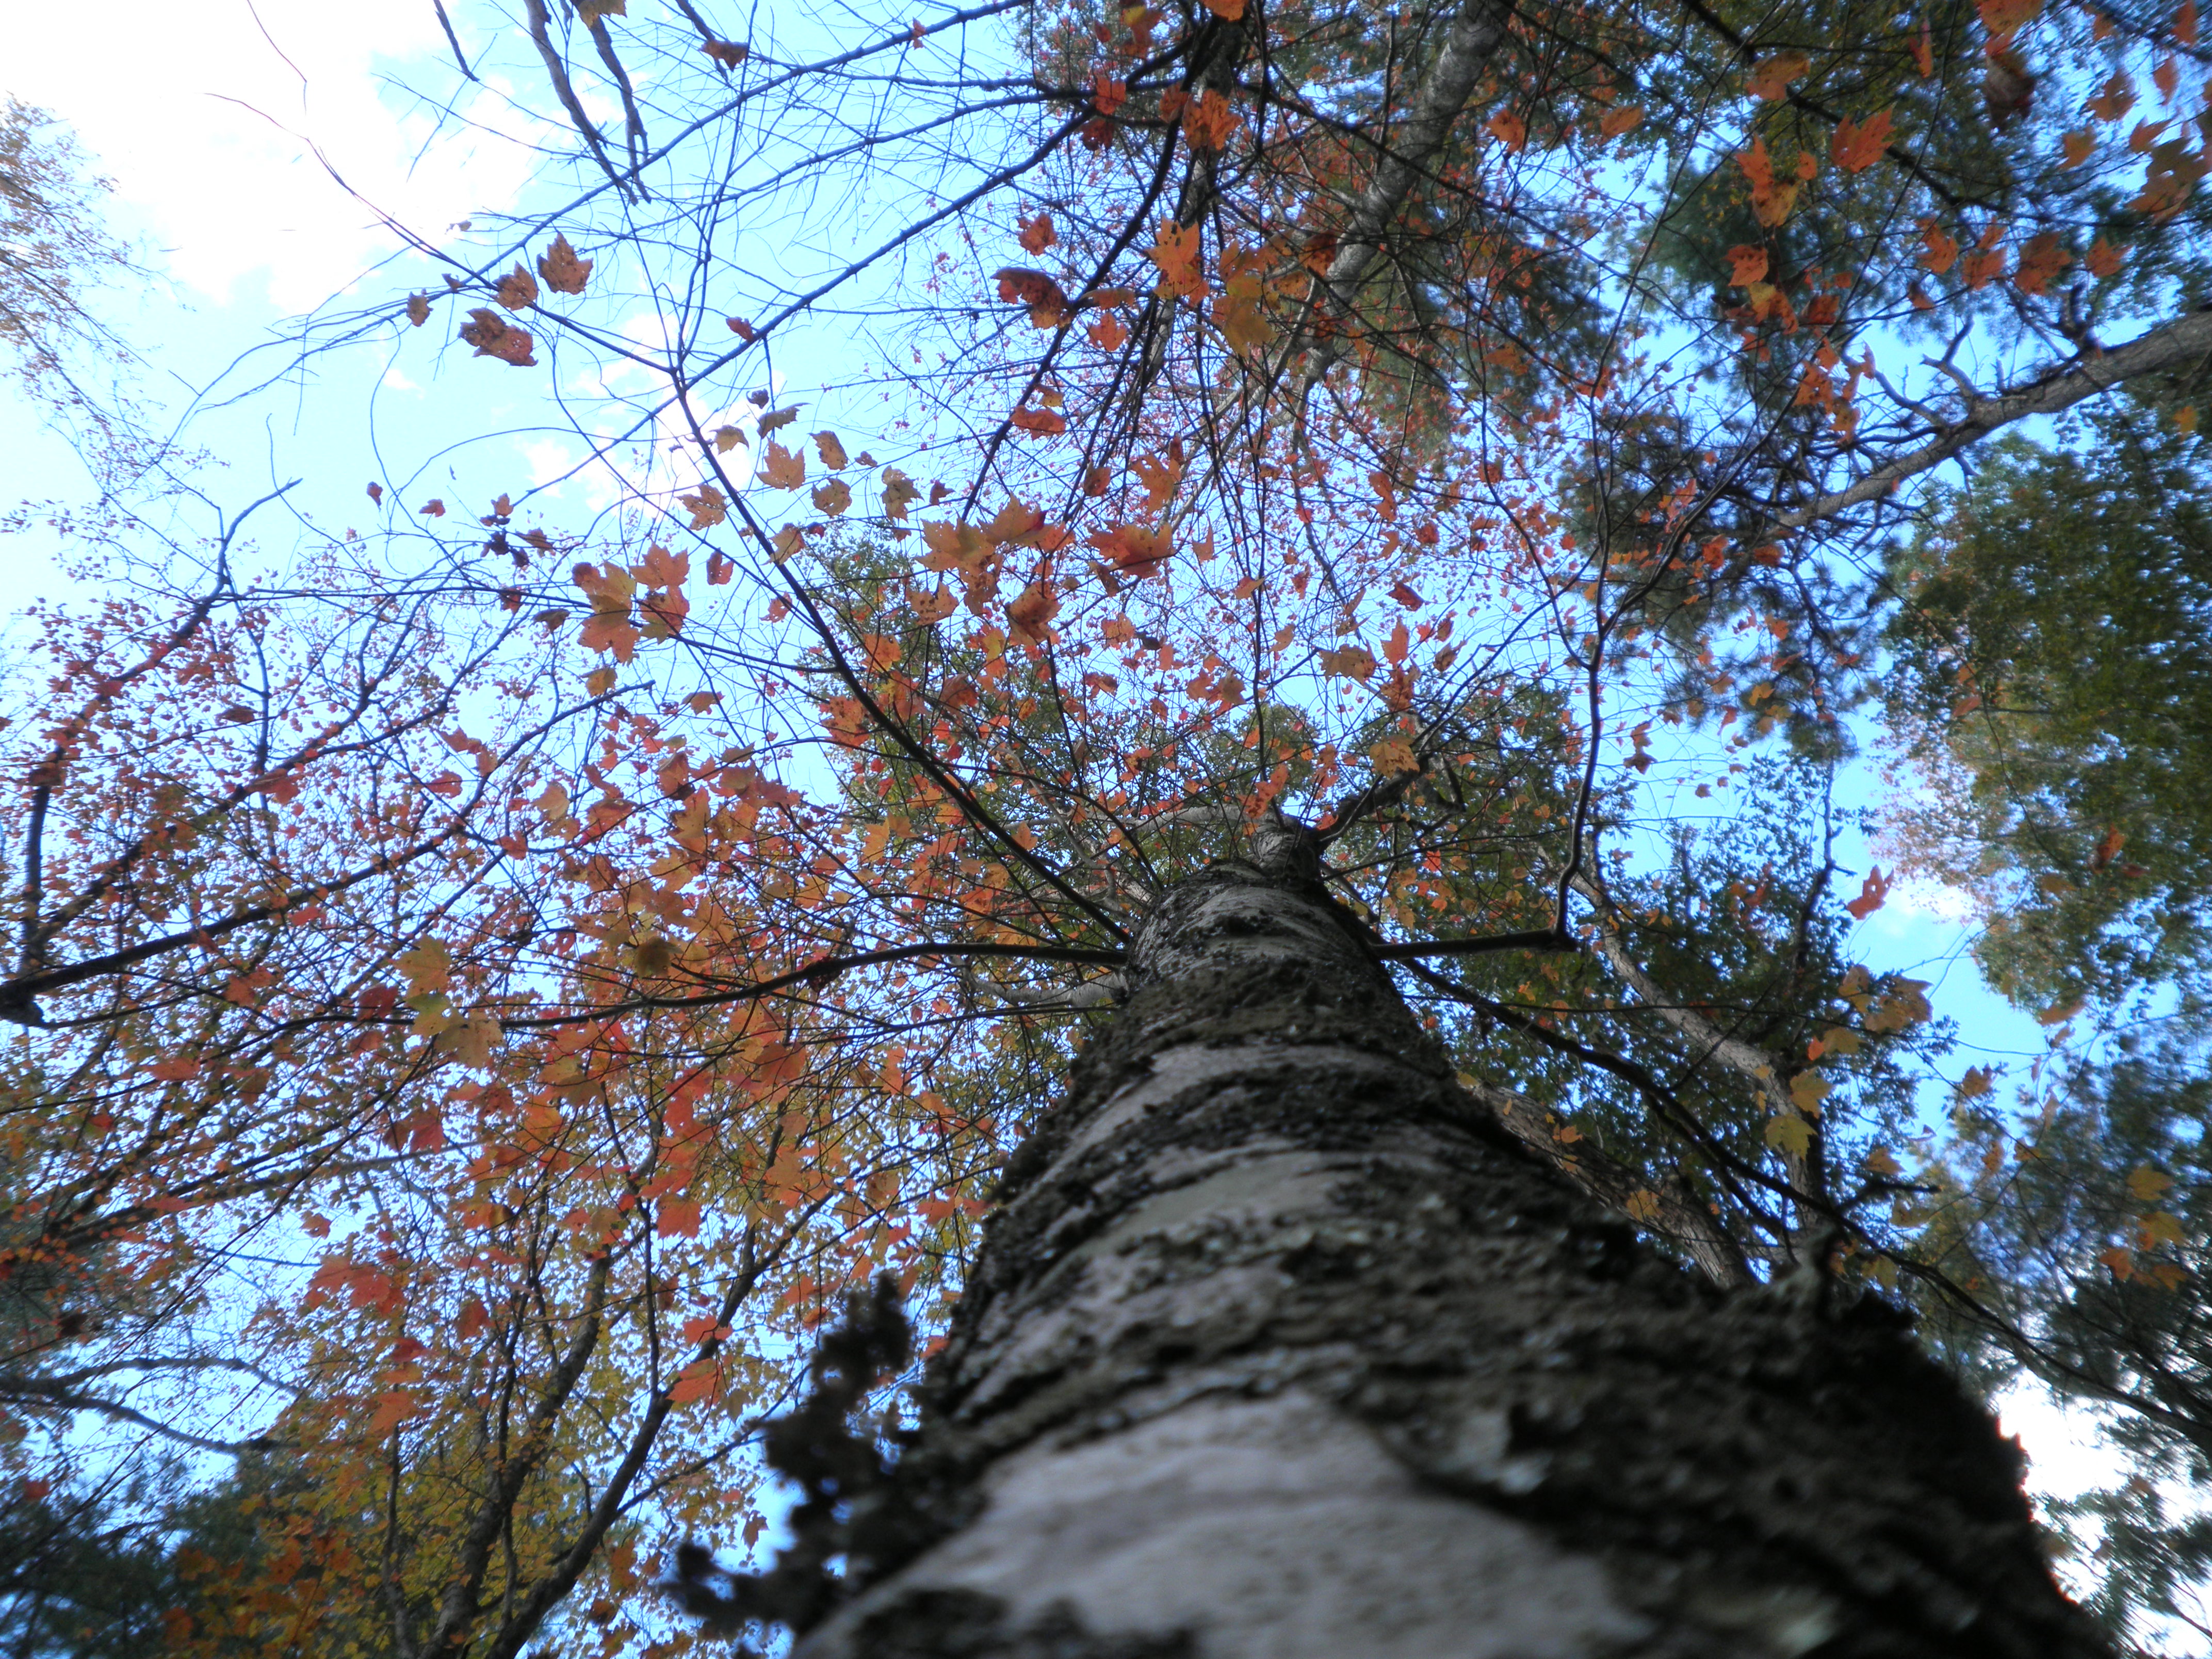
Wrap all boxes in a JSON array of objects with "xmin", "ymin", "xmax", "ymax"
[
  {"xmin": 2128, "ymin": 1164, "xmax": 2174, "ymax": 1202},
  {"xmin": 460, "ymin": 309, "xmax": 538, "ymax": 367},
  {"xmin": 758, "ymin": 405, "xmax": 800, "ymax": 435},
  {"xmin": 2061, "ymin": 129, "xmax": 2094, "ymax": 168},
  {"xmin": 1010, "ymin": 405, "xmax": 1067, "ymax": 435},
  {"xmin": 420, "ymin": 498, "xmax": 447, "ymax": 517},
  {"xmin": 1844, "ymin": 865, "xmax": 1890, "ymax": 919},
  {"xmin": 812, "ymin": 479, "xmax": 852, "ymax": 516},
  {"xmin": 1147, "ymin": 223, "xmax": 1205, "ymax": 301},
  {"xmin": 1623, "ymin": 1190, "xmax": 1661, "ymax": 1222},
  {"xmin": 1746, "ymin": 51, "xmax": 1811, "ymax": 100},
  {"xmin": 702, "ymin": 38, "xmax": 749, "ymax": 68},
  {"xmin": 1183, "ymin": 90, "xmax": 1237, "ymax": 152},
  {"xmin": 1737, "ymin": 138, "xmax": 1800, "ymax": 227},
  {"xmin": 1005, "ymin": 580, "xmax": 1060, "ymax": 644},
  {"xmin": 2086, "ymin": 236, "xmax": 2124, "ymax": 278},
  {"xmin": 1599, "ymin": 105, "xmax": 1644, "ymax": 139},
  {"xmin": 1485, "ymin": 109, "xmax": 1527, "ymax": 152},
  {"xmin": 1865, "ymin": 1145, "xmax": 1904, "ymax": 1178},
  {"xmin": 1726, "ymin": 245, "xmax": 1770, "ymax": 286},
  {"xmin": 495, "ymin": 264, "xmax": 540, "ymax": 311},
  {"xmin": 1018, "ymin": 213, "xmax": 1056, "ymax": 254},
  {"xmin": 759, "ymin": 443, "xmax": 806, "ymax": 489},
  {"xmin": 1388, "ymin": 581, "xmax": 1425, "ymax": 609},
  {"xmin": 726, "ymin": 316, "xmax": 758, "ymax": 340},
  {"xmin": 814, "ymin": 430, "xmax": 848, "ymax": 468},
  {"xmin": 994, "ymin": 266, "xmax": 1070, "ymax": 326},
  {"xmin": 2035, "ymin": 996, "xmax": 2086, "ymax": 1026},
  {"xmin": 1977, "ymin": 0, "xmax": 2041, "ymax": 37},
  {"xmin": 680, "ymin": 484, "xmax": 728, "ymax": 529},
  {"xmin": 1765, "ymin": 1112, "xmax": 1814, "ymax": 1156},
  {"xmin": 713, "ymin": 425, "xmax": 745, "ymax": 453},
  {"xmin": 1200, "ymin": 0, "xmax": 1244, "ymax": 16},
  {"xmin": 1831, "ymin": 109, "xmax": 1893, "ymax": 173},
  {"xmin": 537, "ymin": 233, "xmax": 593, "ymax": 294},
  {"xmin": 405, "ymin": 293, "xmax": 430, "ymax": 327},
  {"xmin": 1318, "ymin": 645, "xmax": 1377, "ymax": 682}
]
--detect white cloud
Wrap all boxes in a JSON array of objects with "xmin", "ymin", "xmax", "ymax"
[{"xmin": 6, "ymin": 0, "xmax": 539, "ymax": 311}]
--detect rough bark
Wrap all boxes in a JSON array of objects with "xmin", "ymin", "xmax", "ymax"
[{"xmin": 788, "ymin": 849, "xmax": 2107, "ymax": 1659}]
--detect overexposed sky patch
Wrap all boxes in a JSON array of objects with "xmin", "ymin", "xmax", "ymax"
[{"xmin": 5, "ymin": 0, "xmax": 536, "ymax": 311}]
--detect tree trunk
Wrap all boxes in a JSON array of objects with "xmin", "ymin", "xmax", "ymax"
[{"xmin": 795, "ymin": 847, "xmax": 2107, "ymax": 1659}]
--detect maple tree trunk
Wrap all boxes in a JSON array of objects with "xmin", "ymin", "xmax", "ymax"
[{"xmin": 792, "ymin": 842, "xmax": 2109, "ymax": 1659}]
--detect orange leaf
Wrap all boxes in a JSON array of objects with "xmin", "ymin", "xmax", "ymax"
[
  {"xmin": 994, "ymin": 266, "xmax": 1070, "ymax": 326},
  {"xmin": 2085, "ymin": 236, "xmax": 2124, "ymax": 278},
  {"xmin": 1388, "ymin": 581, "xmax": 1425, "ymax": 609},
  {"xmin": 405, "ymin": 292, "xmax": 430, "ymax": 327},
  {"xmin": 679, "ymin": 484, "xmax": 728, "ymax": 529},
  {"xmin": 1746, "ymin": 50, "xmax": 1811, "ymax": 100},
  {"xmin": 1726, "ymin": 244, "xmax": 1770, "ymax": 285},
  {"xmin": 658, "ymin": 1197, "xmax": 702, "ymax": 1238},
  {"xmin": 1018, "ymin": 213, "xmax": 1056, "ymax": 254},
  {"xmin": 1006, "ymin": 580, "xmax": 1060, "ymax": 644},
  {"xmin": 1844, "ymin": 865, "xmax": 1890, "ymax": 919},
  {"xmin": 812, "ymin": 478, "xmax": 853, "ymax": 515},
  {"xmin": 1147, "ymin": 223, "xmax": 1205, "ymax": 301},
  {"xmin": 1485, "ymin": 108, "xmax": 1527, "ymax": 152},
  {"xmin": 1599, "ymin": 105, "xmax": 1644, "ymax": 138},
  {"xmin": 1010, "ymin": 405, "xmax": 1067, "ymax": 435},
  {"xmin": 2061, "ymin": 128, "xmax": 2095, "ymax": 167},
  {"xmin": 1977, "ymin": 0, "xmax": 2041, "ymax": 37},
  {"xmin": 1831, "ymin": 109, "xmax": 1893, "ymax": 173},
  {"xmin": 1200, "ymin": 0, "xmax": 1244, "ymax": 16}
]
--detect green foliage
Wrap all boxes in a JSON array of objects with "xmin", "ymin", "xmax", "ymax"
[{"xmin": 1883, "ymin": 404, "xmax": 2212, "ymax": 1009}]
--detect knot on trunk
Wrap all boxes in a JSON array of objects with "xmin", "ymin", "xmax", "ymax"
[{"xmin": 1247, "ymin": 806, "xmax": 1321, "ymax": 882}]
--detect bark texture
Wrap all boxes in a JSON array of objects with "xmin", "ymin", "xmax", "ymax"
[{"xmin": 790, "ymin": 853, "xmax": 2108, "ymax": 1659}]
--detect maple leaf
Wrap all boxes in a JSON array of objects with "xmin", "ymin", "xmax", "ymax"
[
  {"xmin": 2085, "ymin": 236, "xmax": 2124, "ymax": 278},
  {"xmin": 1600, "ymin": 105, "xmax": 1644, "ymax": 139},
  {"xmin": 758, "ymin": 405, "xmax": 800, "ymax": 435},
  {"xmin": 1010, "ymin": 405, "xmax": 1066, "ymax": 435},
  {"xmin": 1388, "ymin": 581, "xmax": 1425, "ymax": 609},
  {"xmin": 726, "ymin": 316, "xmax": 758, "ymax": 340},
  {"xmin": 1623, "ymin": 1190, "xmax": 1661, "ymax": 1223},
  {"xmin": 1737, "ymin": 138, "xmax": 1800, "ymax": 227},
  {"xmin": 702, "ymin": 38, "xmax": 749, "ymax": 68},
  {"xmin": 405, "ymin": 292, "xmax": 430, "ymax": 327},
  {"xmin": 1200, "ymin": 0, "xmax": 1244, "ymax": 15},
  {"xmin": 1844, "ymin": 865, "xmax": 1890, "ymax": 919},
  {"xmin": 1318, "ymin": 646, "xmax": 1376, "ymax": 682},
  {"xmin": 1765, "ymin": 1112, "xmax": 1814, "ymax": 1156},
  {"xmin": 759, "ymin": 443, "xmax": 806, "ymax": 489},
  {"xmin": 1183, "ymin": 90, "xmax": 1237, "ymax": 152},
  {"xmin": 1018, "ymin": 213, "xmax": 1056, "ymax": 254},
  {"xmin": 537, "ymin": 233, "xmax": 593, "ymax": 294},
  {"xmin": 2061, "ymin": 129, "xmax": 2095, "ymax": 168},
  {"xmin": 994, "ymin": 266, "xmax": 1070, "ymax": 327},
  {"xmin": 814, "ymin": 430, "xmax": 848, "ymax": 468},
  {"xmin": 1147, "ymin": 223, "xmax": 1205, "ymax": 301},
  {"xmin": 812, "ymin": 479, "xmax": 852, "ymax": 516},
  {"xmin": 1746, "ymin": 51, "xmax": 1811, "ymax": 101},
  {"xmin": 460, "ymin": 309, "xmax": 538, "ymax": 366},
  {"xmin": 1485, "ymin": 109, "xmax": 1528, "ymax": 152},
  {"xmin": 420, "ymin": 498, "xmax": 447, "ymax": 517},
  {"xmin": 496, "ymin": 264, "xmax": 540, "ymax": 311},
  {"xmin": 680, "ymin": 484, "xmax": 728, "ymax": 528},
  {"xmin": 1726, "ymin": 245, "xmax": 1769, "ymax": 286},
  {"xmin": 1005, "ymin": 580, "xmax": 1060, "ymax": 644},
  {"xmin": 1087, "ymin": 522, "xmax": 1174, "ymax": 580},
  {"xmin": 2013, "ymin": 232, "xmax": 2072, "ymax": 294},
  {"xmin": 1087, "ymin": 311, "xmax": 1130, "ymax": 351},
  {"xmin": 1831, "ymin": 109, "xmax": 1892, "ymax": 173}
]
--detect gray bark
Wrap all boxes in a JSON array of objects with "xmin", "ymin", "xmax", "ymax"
[{"xmin": 793, "ymin": 848, "xmax": 2107, "ymax": 1659}]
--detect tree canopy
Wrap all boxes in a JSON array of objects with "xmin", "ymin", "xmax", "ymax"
[{"xmin": 4, "ymin": 0, "xmax": 2212, "ymax": 1648}]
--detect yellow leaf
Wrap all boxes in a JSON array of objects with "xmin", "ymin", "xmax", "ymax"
[
  {"xmin": 1820, "ymin": 1026, "xmax": 1862, "ymax": 1056},
  {"xmin": 396, "ymin": 939, "xmax": 452, "ymax": 995},
  {"xmin": 1865, "ymin": 1145, "xmax": 1903, "ymax": 1178},
  {"xmin": 713, "ymin": 425, "xmax": 745, "ymax": 453},
  {"xmin": 2143, "ymin": 1210, "xmax": 2186, "ymax": 1246},
  {"xmin": 1790, "ymin": 1071, "xmax": 1832, "ymax": 1113},
  {"xmin": 2128, "ymin": 1165, "xmax": 2174, "ymax": 1202},
  {"xmin": 1766, "ymin": 1112, "xmax": 1814, "ymax": 1156},
  {"xmin": 1623, "ymin": 1190, "xmax": 1661, "ymax": 1222}
]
